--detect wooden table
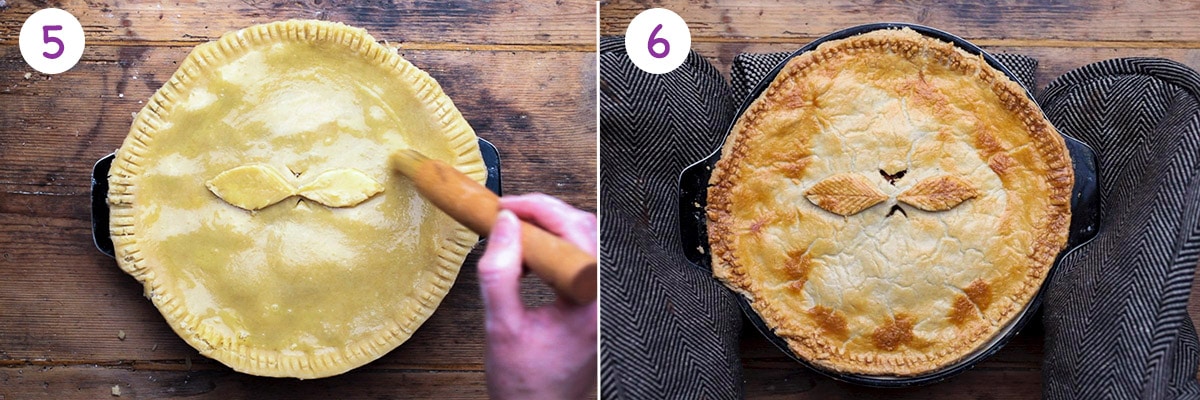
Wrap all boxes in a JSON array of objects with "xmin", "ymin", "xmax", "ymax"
[
  {"xmin": 0, "ymin": 2, "xmax": 596, "ymax": 398},
  {"xmin": 599, "ymin": 1, "xmax": 1200, "ymax": 398}
]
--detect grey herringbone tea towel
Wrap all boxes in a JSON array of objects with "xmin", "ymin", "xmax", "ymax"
[
  {"xmin": 599, "ymin": 36, "xmax": 744, "ymax": 399},
  {"xmin": 600, "ymin": 35, "xmax": 1200, "ymax": 399},
  {"xmin": 1038, "ymin": 59, "xmax": 1200, "ymax": 400}
]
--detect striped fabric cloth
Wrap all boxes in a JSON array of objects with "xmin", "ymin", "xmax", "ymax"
[
  {"xmin": 1039, "ymin": 59, "xmax": 1200, "ymax": 399},
  {"xmin": 599, "ymin": 35, "xmax": 1200, "ymax": 399},
  {"xmin": 598, "ymin": 37, "xmax": 745, "ymax": 399}
]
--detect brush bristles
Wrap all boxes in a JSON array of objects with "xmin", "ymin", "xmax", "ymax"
[{"xmin": 389, "ymin": 149, "xmax": 428, "ymax": 177}]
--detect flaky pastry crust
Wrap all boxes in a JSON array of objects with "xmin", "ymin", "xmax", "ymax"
[{"xmin": 707, "ymin": 28, "xmax": 1072, "ymax": 376}]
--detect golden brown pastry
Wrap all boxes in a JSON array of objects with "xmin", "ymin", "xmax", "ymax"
[
  {"xmin": 108, "ymin": 20, "xmax": 485, "ymax": 378},
  {"xmin": 706, "ymin": 28, "xmax": 1072, "ymax": 376}
]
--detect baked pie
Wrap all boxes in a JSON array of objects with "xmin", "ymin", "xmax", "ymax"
[
  {"xmin": 108, "ymin": 20, "xmax": 486, "ymax": 378},
  {"xmin": 706, "ymin": 28, "xmax": 1073, "ymax": 376}
]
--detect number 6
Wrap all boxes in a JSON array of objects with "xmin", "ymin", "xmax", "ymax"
[
  {"xmin": 647, "ymin": 24, "xmax": 669, "ymax": 59},
  {"xmin": 43, "ymin": 25, "xmax": 64, "ymax": 60}
]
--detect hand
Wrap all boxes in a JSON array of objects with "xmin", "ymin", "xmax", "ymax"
[{"xmin": 478, "ymin": 193, "xmax": 598, "ymax": 399}]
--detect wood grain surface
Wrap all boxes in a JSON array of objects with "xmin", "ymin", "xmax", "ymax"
[
  {"xmin": 0, "ymin": 1, "xmax": 597, "ymax": 399},
  {"xmin": 600, "ymin": 1, "xmax": 1200, "ymax": 398},
  {"xmin": 0, "ymin": 0, "xmax": 595, "ymax": 48}
]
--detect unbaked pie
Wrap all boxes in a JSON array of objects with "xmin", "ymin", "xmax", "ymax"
[
  {"xmin": 108, "ymin": 20, "xmax": 486, "ymax": 378},
  {"xmin": 706, "ymin": 28, "xmax": 1072, "ymax": 376}
]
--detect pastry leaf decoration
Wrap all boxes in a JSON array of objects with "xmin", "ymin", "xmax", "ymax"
[
  {"xmin": 296, "ymin": 169, "xmax": 385, "ymax": 208},
  {"xmin": 206, "ymin": 165, "xmax": 383, "ymax": 211},
  {"xmin": 805, "ymin": 173, "xmax": 888, "ymax": 216},
  {"xmin": 898, "ymin": 175, "xmax": 979, "ymax": 212},
  {"xmin": 206, "ymin": 165, "xmax": 297, "ymax": 211}
]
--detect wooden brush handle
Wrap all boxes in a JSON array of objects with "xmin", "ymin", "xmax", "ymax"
[{"xmin": 391, "ymin": 150, "xmax": 597, "ymax": 305}]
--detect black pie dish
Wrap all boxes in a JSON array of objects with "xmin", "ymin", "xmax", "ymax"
[
  {"xmin": 91, "ymin": 137, "xmax": 503, "ymax": 258},
  {"xmin": 677, "ymin": 22, "xmax": 1101, "ymax": 387}
]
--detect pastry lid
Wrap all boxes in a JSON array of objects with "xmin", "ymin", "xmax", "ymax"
[
  {"xmin": 677, "ymin": 22, "xmax": 1101, "ymax": 387},
  {"xmin": 101, "ymin": 20, "xmax": 496, "ymax": 379}
]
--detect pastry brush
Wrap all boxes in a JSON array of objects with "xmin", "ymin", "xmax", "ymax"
[{"xmin": 389, "ymin": 149, "xmax": 597, "ymax": 305}]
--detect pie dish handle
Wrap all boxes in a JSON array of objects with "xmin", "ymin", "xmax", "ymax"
[
  {"xmin": 1062, "ymin": 133, "xmax": 1101, "ymax": 248},
  {"xmin": 678, "ymin": 151, "xmax": 719, "ymax": 270},
  {"xmin": 90, "ymin": 138, "xmax": 504, "ymax": 258}
]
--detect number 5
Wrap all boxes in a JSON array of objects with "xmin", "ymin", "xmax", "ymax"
[
  {"xmin": 43, "ymin": 25, "xmax": 64, "ymax": 60},
  {"xmin": 647, "ymin": 24, "xmax": 669, "ymax": 59}
]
